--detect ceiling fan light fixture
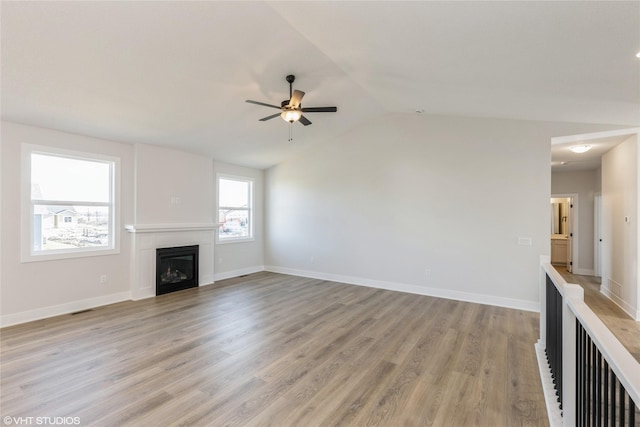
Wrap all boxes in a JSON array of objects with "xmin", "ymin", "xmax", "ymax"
[
  {"xmin": 569, "ymin": 145, "xmax": 592, "ymax": 154},
  {"xmin": 246, "ymin": 75, "xmax": 336, "ymax": 132},
  {"xmin": 281, "ymin": 109, "xmax": 302, "ymax": 123}
]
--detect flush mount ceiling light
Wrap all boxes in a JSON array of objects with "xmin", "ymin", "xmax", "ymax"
[{"xmin": 569, "ymin": 145, "xmax": 592, "ymax": 154}]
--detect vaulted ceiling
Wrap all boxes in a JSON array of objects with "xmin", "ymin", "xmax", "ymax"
[{"xmin": 2, "ymin": 1, "xmax": 639, "ymax": 169}]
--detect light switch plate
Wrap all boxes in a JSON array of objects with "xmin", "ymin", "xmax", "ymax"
[{"xmin": 518, "ymin": 237, "xmax": 532, "ymax": 246}]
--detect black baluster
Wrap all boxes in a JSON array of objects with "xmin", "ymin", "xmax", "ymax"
[
  {"xmin": 583, "ymin": 326, "xmax": 588, "ymax": 427},
  {"xmin": 597, "ymin": 351, "xmax": 602, "ymax": 426},
  {"xmin": 577, "ymin": 321, "xmax": 582, "ymax": 426},
  {"xmin": 619, "ymin": 381, "xmax": 624, "ymax": 427},
  {"xmin": 611, "ymin": 374, "xmax": 616, "ymax": 427},
  {"xmin": 603, "ymin": 360, "xmax": 608, "ymax": 426},
  {"xmin": 587, "ymin": 335, "xmax": 592, "ymax": 427},
  {"xmin": 592, "ymin": 340, "xmax": 598, "ymax": 426}
]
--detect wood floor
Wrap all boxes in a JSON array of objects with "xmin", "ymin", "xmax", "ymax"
[
  {"xmin": 553, "ymin": 266, "xmax": 640, "ymax": 364},
  {"xmin": 1, "ymin": 272, "xmax": 547, "ymax": 426}
]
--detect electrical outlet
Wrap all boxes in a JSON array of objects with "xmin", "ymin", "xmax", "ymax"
[
  {"xmin": 100, "ymin": 275, "xmax": 107, "ymax": 284},
  {"xmin": 424, "ymin": 268, "xmax": 431, "ymax": 277}
]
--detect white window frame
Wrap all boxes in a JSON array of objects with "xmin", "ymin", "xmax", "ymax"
[
  {"xmin": 216, "ymin": 173, "xmax": 254, "ymax": 244},
  {"xmin": 21, "ymin": 144, "xmax": 121, "ymax": 262}
]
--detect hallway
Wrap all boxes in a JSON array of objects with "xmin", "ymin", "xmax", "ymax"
[{"xmin": 554, "ymin": 266, "xmax": 640, "ymax": 363}]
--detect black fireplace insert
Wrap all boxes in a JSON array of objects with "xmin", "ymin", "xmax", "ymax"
[{"xmin": 156, "ymin": 245, "xmax": 199, "ymax": 295}]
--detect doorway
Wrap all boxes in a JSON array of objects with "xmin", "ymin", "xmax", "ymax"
[
  {"xmin": 550, "ymin": 195, "xmax": 575, "ymax": 273},
  {"xmin": 550, "ymin": 127, "xmax": 639, "ymax": 320}
]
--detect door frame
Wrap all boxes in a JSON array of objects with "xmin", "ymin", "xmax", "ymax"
[
  {"xmin": 551, "ymin": 193, "xmax": 578, "ymax": 273},
  {"xmin": 594, "ymin": 192, "xmax": 602, "ymax": 277}
]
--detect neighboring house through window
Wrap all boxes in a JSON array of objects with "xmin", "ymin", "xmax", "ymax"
[
  {"xmin": 217, "ymin": 174, "xmax": 253, "ymax": 242},
  {"xmin": 21, "ymin": 144, "xmax": 120, "ymax": 261}
]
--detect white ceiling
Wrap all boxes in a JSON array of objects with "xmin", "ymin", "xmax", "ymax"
[
  {"xmin": 2, "ymin": 1, "xmax": 639, "ymax": 169},
  {"xmin": 551, "ymin": 129, "xmax": 639, "ymax": 172}
]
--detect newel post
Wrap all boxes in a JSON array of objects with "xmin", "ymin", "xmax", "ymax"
[{"xmin": 539, "ymin": 256, "xmax": 550, "ymax": 348}]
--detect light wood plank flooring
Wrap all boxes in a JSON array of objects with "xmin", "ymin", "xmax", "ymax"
[
  {"xmin": 553, "ymin": 266, "xmax": 640, "ymax": 363},
  {"xmin": 1, "ymin": 272, "xmax": 547, "ymax": 426}
]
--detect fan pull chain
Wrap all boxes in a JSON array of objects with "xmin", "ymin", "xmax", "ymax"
[{"xmin": 288, "ymin": 123, "xmax": 293, "ymax": 142}]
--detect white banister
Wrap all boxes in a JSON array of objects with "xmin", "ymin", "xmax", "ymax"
[
  {"xmin": 567, "ymin": 298, "xmax": 640, "ymax": 407},
  {"xmin": 539, "ymin": 260, "xmax": 640, "ymax": 426}
]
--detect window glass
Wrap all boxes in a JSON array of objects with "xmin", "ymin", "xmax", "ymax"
[
  {"xmin": 32, "ymin": 204, "xmax": 110, "ymax": 251},
  {"xmin": 218, "ymin": 176, "xmax": 253, "ymax": 241},
  {"xmin": 219, "ymin": 178, "xmax": 249, "ymax": 208},
  {"xmin": 31, "ymin": 154, "xmax": 110, "ymax": 202},
  {"xmin": 23, "ymin": 146, "xmax": 118, "ymax": 261}
]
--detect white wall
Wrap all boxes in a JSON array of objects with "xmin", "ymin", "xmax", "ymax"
[
  {"xmin": 0, "ymin": 116, "xmax": 623, "ymax": 324},
  {"xmin": 0, "ymin": 124, "xmax": 266, "ymax": 326},
  {"xmin": 1, "ymin": 122, "xmax": 134, "ymax": 325},
  {"xmin": 213, "ymin": 161, "xmax": 265, "ymax": 280},
  {"xmin": 601, "ymin": 134, "xmax": 639, "ymax": 319},
  {"xmin": 551, "ymin": 170, "xmax": 598, "ymax": 275},
  {"xmin": 134, "ymin": 143, "xmax": 214, "ymax": 224},
  {"xmin": 265, "ymin": 113, "xmax": 619, "ymax": 310}
]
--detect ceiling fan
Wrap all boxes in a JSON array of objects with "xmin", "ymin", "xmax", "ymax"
[{"xmin": 246, "ymin": 75, "xmax": 337, "ymax": 141}]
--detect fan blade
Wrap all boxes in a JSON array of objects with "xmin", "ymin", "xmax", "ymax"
[
  {"xmin": 246, "ymin": 100, "xmax": 282, "ymax": 109},
  {"xmin": 299, "ymin": 115, "xmax": 312, "ymax": 126},
  {"xmin": 259, "ymin": 113, "xmax": 281, "ymax": 121},
  {"xmin": 289, "ymin": 90, "xmax": 305, "ymax": 108},
  {"xmin": 301, "ymin": 106, "xmax": 337, "ymax": 113}
]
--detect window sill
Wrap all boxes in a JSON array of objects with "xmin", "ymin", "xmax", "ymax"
[
  {"xmin": 21, "ymin": 247, "xmax": 120, "ymax": 263},
  {"xmin": 216, "ymin": 237, "xmax": 255, "ymax": 245},
  {"xmin": 125, "ymin": 223, "xmax": 221, "ymax": 233}
]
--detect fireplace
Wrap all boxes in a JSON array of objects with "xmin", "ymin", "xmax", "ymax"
[{"xmin": 156, "ymin": 245, "xmax": 199, "ymax": 295}]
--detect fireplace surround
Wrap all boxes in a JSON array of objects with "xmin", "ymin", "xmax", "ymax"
[{"xmin": 125, "ymin": 223, "xmax": 218, "ymax": 300}]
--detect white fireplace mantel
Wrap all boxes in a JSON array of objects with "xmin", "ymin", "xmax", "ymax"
[{"xmin": 126, "ymin": 223, "xmax": 221, "ymax": 300}]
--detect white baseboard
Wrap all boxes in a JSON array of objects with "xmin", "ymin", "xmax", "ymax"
[
  {"xmin": 0, "ymin": 291, "xmax": 132, "ymax": 328},
  {"xmin": 1, "ymin": 265, "xmax": 541, "ymax": 328},
  {"xmin": 572, "ymin": 267, "xmax": 595, "ymax": 276},
  {"xmin": 265, "ymin": 265, "xmax": 540, "ymax": 312},
  {"xmin": 214, "ymin": 265, "xmax": 265, "ymax": 281},
  {"xmin": 600, "ymin": 285, "xmax": 639, "ymax": 320}
]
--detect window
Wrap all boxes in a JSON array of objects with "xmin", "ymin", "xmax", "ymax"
[
  {"xmin": 217, "ymin": 174, "xmax": 253, "ymax": 242},
  {"xmin": 22, "ymin": 144, "xmax": 119, "ymax": 261}
]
